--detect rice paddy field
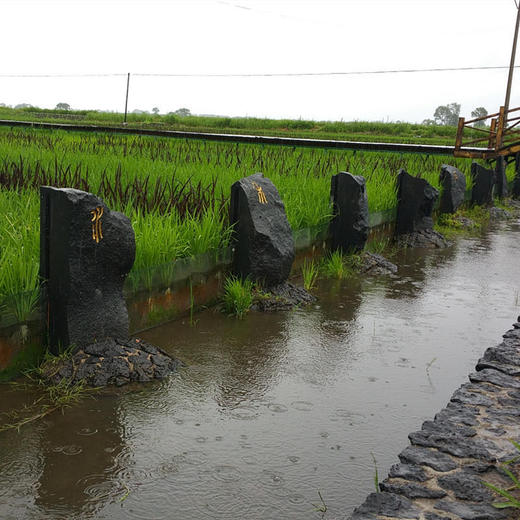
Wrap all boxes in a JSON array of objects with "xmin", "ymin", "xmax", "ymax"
[{"xmin": 0, "ymin": 126, "xmax": 510, "ymax": 323}]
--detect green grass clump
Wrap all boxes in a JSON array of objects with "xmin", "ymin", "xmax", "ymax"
[
  {"xmin": 434, "ymin": 205, "xmax": 491, "ymax": 238},
  {"xmin": 301, "ymin": 258, "xmax": 319, "ymax": 291},
  {"xmin": 321, "ymin": 251, "xmax": 362, "ymax": 279},
  {"xmin": 483, "ymin": 441, "xmax": 520, "ymax": 510},
  {"xmin": 221, "ymin": 276, "xmax": 254, "ymax": 318}
]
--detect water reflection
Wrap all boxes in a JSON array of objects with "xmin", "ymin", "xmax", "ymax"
[{"xmin": 0, "ymin": 221, "xmax": 519, "ymax": 519}]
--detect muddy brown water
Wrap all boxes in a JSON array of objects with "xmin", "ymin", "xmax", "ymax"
[{"xmin": 1, "ymin": 221, "xmax": 520, "ymax": 520}]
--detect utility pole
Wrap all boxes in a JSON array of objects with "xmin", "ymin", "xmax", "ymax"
[
  {"xmin": 123, "ymin": 72, "xmax": 130, "ymax": 125},
  {"xmin": 504, "ymin": 3, "xmax": 520, "ymax": 117}
]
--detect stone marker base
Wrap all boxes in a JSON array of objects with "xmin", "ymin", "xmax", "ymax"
[
  {"xmin": 351, "ymin": 319, "xmax": 520, "ymax": 520},
  {"xmin": 42, "ymin": 338, "xmax": 181, "ymax": 387},
  {"xmin": 397, "ymin": 229, "xmax": 449, "ymax": 249},
  {"xmin": 251, "ymin": 282, "xmax": 316, "ymax": 312},
  {"xmin": 360, "ymin": 252, "xmax": 398, "ymax": 276}
]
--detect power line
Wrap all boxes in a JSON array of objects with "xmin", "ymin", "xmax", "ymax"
[{"xmin": 0, "ymin": 65, "xmax": 518, "ymax": 79}]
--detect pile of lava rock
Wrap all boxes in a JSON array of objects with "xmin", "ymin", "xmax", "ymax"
[{"xmin": 42, "ymin": 338, "xmax": 181, "ymax": 387}]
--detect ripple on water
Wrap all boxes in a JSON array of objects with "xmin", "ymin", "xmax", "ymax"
[
  {"xmin": 290, "ymin": 401, "xmax": 314, "ymax": 412},
  {"xmin": 267, "ymin": 403, "xmax": 288, "ymax": 413},
  {"xmin": 332, "ymin": 410, "xmax": 367, "ymax": 425},
  {"xmin": 53, "ymin": 445, "xmax": 83, "ymax": 456},
  {"xmin": 212, "ymin": 465, "xmax": 242, "ymax": 483},
  {"xmin": 76, "ymin": 427, "xmax": 98, "ymax": 436},
  {"xmin": 229, "ymin": 405, "xmax": 259, "ymax": 420},
  {"xmin": 192, "ymin": 489, "xmax": 247, "ymax": 518},
  {"xmin": 77, "ymin": 474, "xmax": 125, "ymax": 502}
]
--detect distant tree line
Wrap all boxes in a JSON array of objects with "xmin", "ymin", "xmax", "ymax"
[{"xmin": 423, "ymin": 103, "xmax": 488, "ymax": 127}]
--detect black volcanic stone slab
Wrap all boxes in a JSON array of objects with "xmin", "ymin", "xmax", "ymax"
[
  {"xmin": 439, "ymin": 164, "xmax": 466, "ymax": 214},
  {"xmin": 388, "ymin": 463, "xmax": 430, "ymax": 482},
  {"xmin": 494, "ymin": 156, "xmax": 508, "ymax": 199},
  {"xmin": 470, "ymin": 162, "xmax": 494, "ymax": 206},
  {"xmin": 40, "ymin": 187, "xmax": 135, "ymax": 353},
  {"xmin": 469, "ymin": 368, "xmax": 520, "ymax": 389},
  {"xmin": 450, "ymin": 383, "xmax": 495, "ymax": 407},
  {"xmin": 437, "ymin": 471, "xmax": 493, "ymax": 502},
  {"xmin": 396, "ymin": 169, "xmax": 439, "ymax": 235},
  {"xmin": 398, "ymin": 446, "xmax": 458, "ymax": 472},
  {"xmin": 434, "ymin": 499, "xmax": 508, "ymax": 520},
  {"xmin": 476, "ymin": 343, "xmax": 520, "ymax": 376},
  {"xmin": 379, "ymin": 481, "xmax": 447, "ymax": 499},
  {"xmin": 329, "ymin": 171, "xmax": 369, "ymax": 253},
  {"xmin": 229, "ymin": 173, "xmax": 294, "ymax": 287},
  {"xmin": 351, "ymin": 492, "xmax": 421, "ymax": 519},
  {"xmin": 408, "ymin": 429, "xmax": 496, "ymax": 461},
  {"xmin": 513, "ymin": 152, "xmax": 520, "ymax": 198}
]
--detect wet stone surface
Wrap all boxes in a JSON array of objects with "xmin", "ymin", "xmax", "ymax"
[
  {"xmin": 396, "ymin": 228, "xmax": 449, "ymax": 249},
  {"xmin": 360, "ymin": 252, "xmax": 398, "ymax": 275},
  {"xmin": 42, "ymin": 338, "xmax": 181, "ymax": 387},
  {"xmin": 251, "ymin": 282, "xmax": 316, "ymax": 312},
  {"xmin": 350, "ymin": 320, "xmax": 520, "ymax": 520}
]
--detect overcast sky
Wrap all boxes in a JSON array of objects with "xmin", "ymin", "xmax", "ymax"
[{"xmin": 1, "ymin": 0, "xmax": 518, "ymax": 123}]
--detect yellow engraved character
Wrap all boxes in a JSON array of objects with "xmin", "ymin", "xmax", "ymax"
[
  {"xmin": 251, "ymin": 181, "xmax": 268, "ymax": 204},
  {"xmin": 90, "ymin": 206, "xmax": 104, "ymax": 243}
]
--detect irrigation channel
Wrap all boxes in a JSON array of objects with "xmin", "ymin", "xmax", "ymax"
[{"xmin": 1, "ymin": 219, "xmax": 519, "ymax": 519}]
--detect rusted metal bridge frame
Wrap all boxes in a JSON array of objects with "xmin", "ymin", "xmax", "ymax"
[{"xmin": 454, "ymin": 105, "xmax": 520, "ymax": 160}]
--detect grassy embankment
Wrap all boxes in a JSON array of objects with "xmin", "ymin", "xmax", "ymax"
[
  {"xmin": 0, "ymin": 105, "xmax": 485, "ymax": 146},
  {"xmin": 0, "ymin": 125, "xmax": 509, "ymax": 323}
]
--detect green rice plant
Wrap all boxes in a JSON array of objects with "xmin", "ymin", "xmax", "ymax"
[
  {"xmin": 301, "ymin": 258, "xmax": 319, "ymax": 291},
  {"xmin": 221, "ymin": 275, "xmax": 254, "ymax": 318},
  {"xmin": 483, "ymin": 441, "xmax": 520, "ymax": 509},
  {"xmin": 321, "ymin": 251, "xmax": 361, "ymax": 280}
]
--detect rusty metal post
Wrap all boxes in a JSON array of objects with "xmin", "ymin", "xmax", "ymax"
[
  {"xmin": 455, "ymin": 117, "xmax": 465, "ymax": 151},
  {"xmin": 489, "ymin": 118, "xmax": 497, "ymax": 148},
  {"xmin": 504, "ymin": 5, "xmax": 520, "ymax": 121},
  {"xmin": 496, "ymin": 106, "xmax": 506, "ymax": 150}
]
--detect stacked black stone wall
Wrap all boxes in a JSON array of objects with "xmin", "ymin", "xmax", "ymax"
[{"xmin": 351, "ymin": 320, "xmax": 520, "ymax": 520}]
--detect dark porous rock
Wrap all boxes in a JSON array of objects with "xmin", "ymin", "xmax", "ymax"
[
  {"xmin": 251, "ymin": 282, "xmax": 316, "ymax": 312},
  {"xmin": 351, "ymin": 491, "xmax": 421, "ymax": 519},
  {"xmin": 434, "ymin": 498, "xmax": 508, "ymax": 520},
  {"xmin": 435, "ymin": 401, "xmax": 480, "ymax": 426},
  {"xmin": 513, "ymin": 152, "xmax": 520, "ymax": 199},
  {"xmin": 425, "ymin": 513, "xmax": 451, "ymax": 520},
  {"xmin": 437, "ymin": 472, "xmax": 493, "ymax": 502},
  {"xmin": 388, "ymin": 462, "xmax": 430, "ymax": 482},
  {"xmin": 471, "ymin": 162, "xmax": 495, "ymax": 207},
  {"xmin": 396, "ymin": 169, "xmax": 439, "ymax": 235},
  {"xmin": 469, "ymin": 368, "xmax": 520, "ymax": 389},
  {"xmin": 329, "ymin": 171, "xmax": 369, "ymax": 253},
  {"xmin": 230, "ymin": 173, "xmax": 294, "ymax": 287},
  {"xmin": 379, "ymin": 481, "xmax": 447, "ymax": 499},
  {"xmin": 398, "ymin": 445, "xmax": 458, "ymax": 472},
  {"xmin": 488, "ymin": 207, "xmax": 512, "ymax": 220},
  {"xmin": 421, "ymin": 419, "xmax": 476, "ymax": 438},
  {"xmin": 408, "ymin": 429, "xmax": 496, "ymax": 461},
  {"xmin": 476, "ymin": 343, "xmax": 520, "ymax": 376},
  {"xmin": 40, "ymin": 187, "xmax": 135, "ymax": 354},
  {"xmin": 451, "ymin": 383, "xmax": 494, "ymax": 407},
  {"xmin": 439, "ymin": 164, "xmax": 466, "ymax": 214},
  {"xmin": 42, "ymin": 338, "xmax": 181, "ymax": 387},
  {"xmin": 494, "ymin": 156, "xmax": 508, "ymax": 199},
  {"xmin": 396, "ymin": 229, "xmax": 449, "ymax": 249},
  {"xmin": 360, "ymin": 252, "xmax": 397, "ymax": 275}
]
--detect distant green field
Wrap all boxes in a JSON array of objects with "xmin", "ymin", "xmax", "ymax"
[
  {"xmin": 0, "ymin": 125, "xmax": 500, "ymax": 323},
  {"xmin": 0, "ymin": 106, "xmax": 480, "ymax": 145}
]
